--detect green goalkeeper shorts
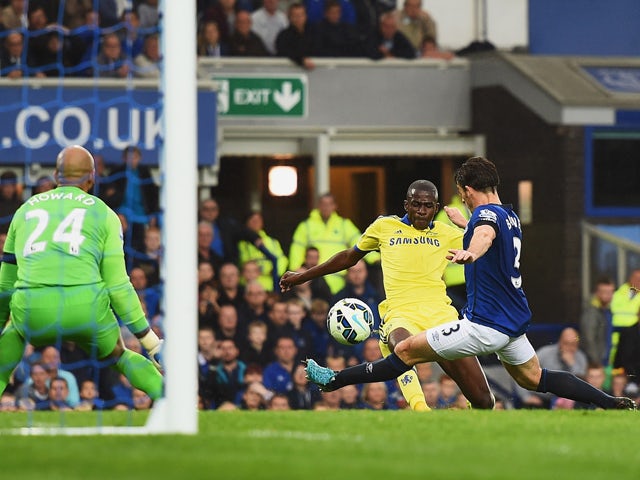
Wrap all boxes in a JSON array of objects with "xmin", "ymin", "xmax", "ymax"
[{"xmin": 10, "ymin": 284, "xmax": 120, "ymax": 359}]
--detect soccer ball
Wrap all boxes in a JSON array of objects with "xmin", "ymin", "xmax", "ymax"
[{"xmin": 327, "ymin": 298, "xmax": 374, "ymax": 345}]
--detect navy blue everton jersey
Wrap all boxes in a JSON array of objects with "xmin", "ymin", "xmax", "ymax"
[{"xmin": 461, "ymin": 204, "xmax": 532, "ymax": 337}]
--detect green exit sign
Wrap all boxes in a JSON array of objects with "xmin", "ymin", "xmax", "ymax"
[{"xmin": 215, "ymin": 76, "xmax": 307, "ymax": 117}]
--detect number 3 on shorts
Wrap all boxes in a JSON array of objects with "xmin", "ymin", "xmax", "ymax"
[{"xmin": 441, "ymin": 324, "xmax": 461, "ymax": 336}]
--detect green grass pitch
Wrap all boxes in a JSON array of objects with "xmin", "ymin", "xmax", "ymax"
[{"xmin": 0, "ymin": 410, "xmax": 638, "ymax": 480}]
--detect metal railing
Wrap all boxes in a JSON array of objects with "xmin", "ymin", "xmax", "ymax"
[{"xmin": 581, "ymin": 221, "xmax": 640, "ymax": 300}]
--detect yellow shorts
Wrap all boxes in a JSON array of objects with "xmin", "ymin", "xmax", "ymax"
[{"xmin": 378, "ymin": 302, "xmax": 459, "ymax": 345}]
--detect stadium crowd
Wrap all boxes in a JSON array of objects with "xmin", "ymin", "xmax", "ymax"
[
  {"xmin": 0, "ymin": 1, "xmax": 638, "ymax": 412},
  {"xmin": 1, "ymin": 143, "xmax": 639, "ymax": 412},
  {"xmin": 0, "ymin": 0, "xmax": 454, "ymax": 80}
]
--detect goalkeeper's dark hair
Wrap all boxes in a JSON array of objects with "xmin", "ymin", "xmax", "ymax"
[{"xmin": 455, "ymin": 156, "xmax": 500, "ymax": 193}]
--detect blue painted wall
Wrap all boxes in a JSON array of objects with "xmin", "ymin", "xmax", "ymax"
[{"xmin": 529, "ymin": 0, "xmax": 640, "ymax": 55}]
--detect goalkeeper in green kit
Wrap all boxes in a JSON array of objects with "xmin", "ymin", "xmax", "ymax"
[{"xmin": 0, "ymin": 145, "xmax": 163, "ymax": 401}]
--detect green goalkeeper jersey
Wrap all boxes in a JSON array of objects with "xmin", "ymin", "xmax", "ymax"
[{"xmin": 0, "ymin": 186, "xmax": 147, "ymax": 333}]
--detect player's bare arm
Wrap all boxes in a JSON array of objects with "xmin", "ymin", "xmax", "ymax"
[
  {"xmin": 279, "ymin": 248, "xmax": 365, "ymax": 292},
  {"xmin": 443, "ymin": 205, "xmax": 468, "ymax": 228},
  {"xmin": 447, "ymin": 224, "xmax": 495, "ymax": 264}
]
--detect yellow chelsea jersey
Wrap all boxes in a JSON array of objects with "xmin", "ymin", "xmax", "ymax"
[{"xmin": 356, "ymin": 215, "xmax": 462, "ymax": 310}]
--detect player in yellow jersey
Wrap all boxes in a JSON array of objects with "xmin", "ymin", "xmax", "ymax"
[{"xmin": 280, "ymin": 180, "xmax": 494, "ymax": 410}]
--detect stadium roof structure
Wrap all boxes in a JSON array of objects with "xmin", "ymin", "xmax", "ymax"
[{"xmin": 471, "ymin": 51, "xmax": 640, "ymax": 126}]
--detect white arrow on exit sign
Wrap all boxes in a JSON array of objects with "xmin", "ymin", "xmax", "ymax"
[{"xmin": 273, "ymin": 82, "xmax": 301, "ymax": 112}]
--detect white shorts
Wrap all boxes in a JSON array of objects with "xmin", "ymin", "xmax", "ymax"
[{"xmin": 425, "ymin": 317, "xmax": 536, "ymax": 366}]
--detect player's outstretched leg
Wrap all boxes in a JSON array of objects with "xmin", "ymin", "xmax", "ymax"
[
  {"xmin": 536, "ymin": 369, "xmax": 636, "ymax": 410},
  {"xmin": 379, "ymin": 341, "xmax": 430, "ymax": 411},
  {"xmin": 116, "ymin": 349, "xmax": 163, "ymax": 400},
  {"xmin": 305, "ymin": 353, "xmax": 413, "ymax": 391}
]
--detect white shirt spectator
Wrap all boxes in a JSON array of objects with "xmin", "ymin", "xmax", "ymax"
[{"xmin": 251, "ymin": 0, "xmax": 288, "ymax": 55}]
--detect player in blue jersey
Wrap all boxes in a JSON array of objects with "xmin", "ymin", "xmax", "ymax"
[
  {"xmin": 0, "ymin": 145, "xmax": 163, "ymax": 402},
  {"xmin": 305, "ymin": 156, "xmax": 636, "ymax": 410}
]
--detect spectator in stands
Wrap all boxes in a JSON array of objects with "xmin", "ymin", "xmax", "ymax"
[
  {"xmin": 242, "ymin": 280, "xmax": 270, "ymax": 324},
  {"xmin": 199, "ymin": 260, "xmax": 217, "ymax": 288},
  {"xmin": 137, "ymin": 0, "xmax": 159, "ymax": 30},
  {"xmin": 197, "ymin": 20, "xmax": 228, "ymax": 57},
  {"xmin": 237, "ymin": 211, "xmax": 287, "ymax": 292},
  {"xmin": 198, "ymin": 221, "xmax": 224, "ymax": 273},
  {"xmin": 315, "ymin": 388, "xmax": 341, "ymax": 410},
  {"xmin": 1, "ymin": 0, "xmax": 28, "ymax": 30},
  {"xmin": 62, "ymin": 0, "xmax": 93, "ymax": 30},
  {"xmin": 421, "ymin": 380, "xmax": 440, "ymax": 409},
  {"xmin": 0, "ymin": 392, "xmax": 17, "ymax": 411},
  {"xmin": 102, "ymin": 145, "xmax": 159, "ymax": 252},
  {"xmin": 240, "ymin": 320, "xmax": 273, "ymax": 367},
  {"xmin": 435, "ymin": 374, "xmax": 459, "ymax": 409},
  {"xmin": 580, "ymin": 276, "xmax": 615, "ymax": 367},
  {"xmin": 217, "ymin": 263, "xmax": 247, "ymax": 311},
  {"xmin": 394, "ymin": 0, "xmax": 436, "ymax": 56},
  {"xmin": 305, "ymin": 0, "xmax": 356, "ymax": 26},
  {"xmin": 97, "ymin": 0, "xmax": 120, "ymax": 28},
  {"xmin": 285, "ymin": 297, "xmax": 314, "ymax": 360},
  {"xmin": 25, "ymin": 7, "xmax": 78, "ymax": 78},
  {"xmin": 519, "ymin": 328, "xmax": 589, "ymax": 409},
  {"xmin": 312, "ymin": 0, "xmax": 362, "ymax": 57},
  {"xmin": 287, "ymin": 363, "xmax": 321, "ymax": 409},
  {"xmin": 215, "ymin": 305, "xmax": 248, "ymax": 351},
  {"xmin": 0, "ymin": 170, "xmax": 22, "ymax": 233},
  {"xmin": 610, "ymin": 269, "xmax": 640, "ymax": 365},
  {"xmin": 130, "ymin": 267, "xmax": 160, "ymax": 319},
  {"xmin": 131, "ymin": 388, "xmax": 152, "ymax": 410},
  {"xmin": 0, "ymin": 31, "xmax": 27, "ymax": 79},
  {"xmin": 204, "ymin": 338, "xmax": 247, "ymax": 409},
  {"xmin": 299, "ymin": 246, "xmax": 333, "ymax": 301},
  {"xmin": 367, "ymin": 11, "xmax": 415, "ymax": 60},
  {"xmin": 360, "ymin": 381, "xmax": 396, "ymax": 410},
  {"xmin": 198, "ymin": 325, "xmax": 221, "ymax": 374},
  {"xmin": 75, "ymin": 379, "xmax": 105, "ymax": 411},
  {"xmin": 95, "ymin": 32, "xmax": 130, "ymax": 78},
  {"xmin": 199, "ymin": 280, "xmax": 219, "ymax": 329},
  {"xmin": 276, "ymin": 2, "xmax": 316, "ymax": 69},
  {"xmin": 304, "ymin": 298, "xmax": 332, "ymax": 360},
  {"xmin": 32, "ymin": 175, "xmax": 55, "ymax": 194},
  {"xmin": 118, "ymin": 9, "xmax": 145, "ymax": 60},
  {"xmin": 228, "ymin": 10, "xmax": 269, "ymax": 56},
  {"xmin": 288, "ymin": 193, "xmax": 363, "ymax": 294},
  {"xmin": 267, "ymin": 392, "xmax": 291, "ymax": 410},
  {"xmin": 198, "ymin": 198, "xmax": 262, "ymax": 266},
  {"xmin": 44, "ymin": 377, "xmax": 74, "ymax": 411},
  {"xmin": 40, "ymin": 345, "xmax": 81, "ymax": 407},
  {"xmin": 15, "ymin": 361, "xmax": 49, "ymax": 410},
  {"xmin": 339, "ymin": 384, "xmax": 362, "ymax": 409},
  {"xmin": 420, "ymin": 35, "xmax": 454, "ymax": 60},
  {"xmin": 133, "ymin": 33, "xmax": 160, "ymax": 78},
  {"xmin": 239, "ymin": 381, "xmax": 268, "ymax": 410},
  {"xmin": 265, "ymin": 298, "xmax": 292, "ymax": 347},
  {"xmin": 201, "ymin": 0, "xmax": 239, "ymax": 47},
  {"xmin": 262, "ymin": 335, "xmax": 297, "ymax": 394},
  {"xmin": 240, "ymin": 259, "xmax": 261, "ymax": 286},
  {"xmin": 131, "ymin": 225, "xmax": 162, "ymax": 286},
  {"xmin": 251, "ymin": 0, "xmax": 288, "ymax": 56},
  {"xmin": 332, "ymin": 259, "xmax": 382, "ymax": 332}
]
